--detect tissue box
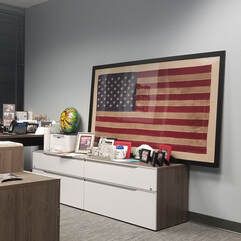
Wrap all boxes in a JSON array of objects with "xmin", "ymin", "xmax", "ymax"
[
  {"xmin": 50, "ymin": 134, "xmax": 77, "ymax": 153},
  {"xmin": 0, "ymin": 141, "xmax": 23, "ymax": 173}
]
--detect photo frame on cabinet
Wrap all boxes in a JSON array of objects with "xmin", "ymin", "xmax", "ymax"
[
  {"xmin": 3, "ymin": 104, "xmax": 15, "ymax": 127},
  {"xmin": 159, "ymin": 144, "xmax": 172, "ymax": 161},
  {"xmin": 98, "ymin": 137, "xmax": 115, "ymax": 146},
  {"xmin": 139, "ymin": 149, "xmax": 151, "ymax": 163},
  {"xmin": 75, "ymin": 132, "xmax": 95, "ymax": 153},
  {"xmin": 89, "ymin": 51, "xmax": 225, "ymax": 167}
]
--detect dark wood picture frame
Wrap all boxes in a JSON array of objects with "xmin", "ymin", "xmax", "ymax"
[
  {"xmin": 89, "ymin": 51, "xmax": 225, "ymax": 167},
  {"xmin": 139, "ymin": 149, "xmax": 151, "ymax": 163}
]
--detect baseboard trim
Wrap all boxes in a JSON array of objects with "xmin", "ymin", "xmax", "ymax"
[{"xmin": 189, "ymin": 212, "xmax": 241, "ymax": 233}]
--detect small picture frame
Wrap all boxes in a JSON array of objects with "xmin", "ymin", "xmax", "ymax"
[
  {"xmin": 151, "ymin": 151, "xmax": 165, "ymax": 167},
  {"xmin": 75, "ymin": 132, "xmax": 95, "ymax": 153},
  {"xmin": 99, "ymin": 144, "xmax": 115, "ymax": 159},
  {"xmin": 3, "ymin": 104, "xmax": 15, "ymax": 127},
  {"xmin": 159, "ymin": 144, "xmax": 172, "ymax": 161},
  {"xmin": 139, "ymin": 149, "xmax": 151, "ymax": 163},
  {"xmin": 98, "ymin": 137, "xmax": 115, "ymax": 146}
]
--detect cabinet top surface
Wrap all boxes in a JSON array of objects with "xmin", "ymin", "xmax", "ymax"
[
  {"xmin": 0, "ymin": 171, "xmax": 59, "ymax": 189},
  {"xmin": 36, "ymin": 150, "xmax": 185, "ymax": 170}
]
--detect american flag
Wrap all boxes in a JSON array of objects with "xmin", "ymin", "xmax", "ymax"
[{"xmin": 94, "ymin": 65, "xmax": 211, "ymax": 154}]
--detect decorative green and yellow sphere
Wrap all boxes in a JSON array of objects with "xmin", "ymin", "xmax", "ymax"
[{"xmin": 60, "ymin": 107, "xmax": 80, "ymax": 134}]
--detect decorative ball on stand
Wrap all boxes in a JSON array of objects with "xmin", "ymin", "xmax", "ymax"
[{"xmin": 60, "ymin": 107, "xmax": 80, "ymax": 134}]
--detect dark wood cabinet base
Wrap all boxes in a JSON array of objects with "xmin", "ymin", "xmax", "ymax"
[
  {"xmin": 0, "ymin": 172, "xmax": 60, "ymax": 241},
  {"xmin": 156, "ymin": 164, "xmax": 188, "ymax": 230}
]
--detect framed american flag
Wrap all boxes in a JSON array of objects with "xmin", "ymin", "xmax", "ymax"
[{"xmin": 89, "ymin": 51, "xmax": 225, "ymax": 167}]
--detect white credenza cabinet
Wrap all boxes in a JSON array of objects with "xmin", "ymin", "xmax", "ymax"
[
  {"xmin": 33, "ymin": 151, "xmax": 84, "ymax": 209},
  {"xmin": 33, "ymin": 151, "xmax": 188, "ymax": 230}
]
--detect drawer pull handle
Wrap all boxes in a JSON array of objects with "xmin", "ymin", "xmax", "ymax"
[
  {"xmin": 86, "ymin": 178, "xmax": 137, "ymax": 191},
  {"xmin": 33, "ymin": 168, "xmax": 84, "ymax": 180},
  {"xmin": 86, "ymin": 158, "xmax": 138, "ymax": 168}
]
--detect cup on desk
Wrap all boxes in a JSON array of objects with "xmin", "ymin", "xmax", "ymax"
[{"xmin": 115, "ymin": 145, "xmax": 127, "ymax": 159}]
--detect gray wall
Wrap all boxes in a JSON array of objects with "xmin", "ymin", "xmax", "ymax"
[{"xmin": 25, "ymin": 0, "xmax": 241, "ymax": 222}]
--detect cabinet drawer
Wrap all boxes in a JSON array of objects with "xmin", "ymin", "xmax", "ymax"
[
  {"xmin": 84, "ymin": 180, "xmax": 157, "ymax": 230},
  {"xmin": 85, "ymin": 160, "xmax": 157, "ymax": 191},
  {"xmin": 33, "ymin": 169, "xmax": 84, "ymax": 209},
  {"xmin": 33, "ymin": 152, "xmax": 84, "ymax": 178}
]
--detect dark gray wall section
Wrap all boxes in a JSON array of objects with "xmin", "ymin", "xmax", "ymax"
[
  {"xmin": 25, "ymin": 0, "xmax": 241, "ymax": 222},
  {"xmin": 0, "ymin": 4, "xmax": 24, "ymax": 117}
]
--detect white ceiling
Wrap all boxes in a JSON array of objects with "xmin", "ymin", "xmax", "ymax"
[{"xmin": 0, "ymin": 0, "xmax": 48, "ymax": 8}]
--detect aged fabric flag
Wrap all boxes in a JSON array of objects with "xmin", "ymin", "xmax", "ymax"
[{"xmin": 95, "ymin": 65, "xmax": 211, "ymax": 154}]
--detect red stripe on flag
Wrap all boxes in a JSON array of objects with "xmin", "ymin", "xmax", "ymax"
[
  {"xmin": 135, "ymin": 106, "xmax": 210, "ymax": 113},
  {"xmin": 118, "ymin": 140, "xmax": 207, "ymax": 154},
  {"xmin": 96, "ymin": 116, "xmax": 209, "ymax": 126},
  {"xmin": 136, "ymin": 79, "xmax": 211, "ymax": 89},
  {"xmin": 95, "ymin": 126, "xmax": 207, "ymax": 140},
  {"xmin": 136, "ymin": 93, "xmax": 210, "ymax": 101},
  {"xmin": 136, "ymin": 65, "xmax": 212, "ymax": 78},
  {"xmin": 171, "ymin": 144, "xmax": 207, "ymax": 153}
]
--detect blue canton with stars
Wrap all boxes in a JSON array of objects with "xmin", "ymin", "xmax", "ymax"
[{"xmin": 97, "ymin": 72, "xmax": 137, "ymax": 112}]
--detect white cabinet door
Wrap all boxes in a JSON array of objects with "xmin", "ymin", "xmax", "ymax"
[
  {"xmin": 33, "ymin": 152, "xmax": 84, "ymax": 178},
  {"xmin": 33, "ymin": 169, "xmax": 84, "ymax": 209},
  {"xmin": 59, "ymin": 175, "xmax": 84, "ymax": 209},
  {"xmin": 84, "ymin": 180, "xmax": 157, "ymax": 230},
  {"xmin": 85, "ymin": 160, "xmax": 157, "ymax": 191}
]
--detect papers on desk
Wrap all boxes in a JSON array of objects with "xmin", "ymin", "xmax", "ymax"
[
  {"xmin": 35, "ymin": 127, "xmax": 46, "ymax": 135},
  {"xmin": 0, "ymin": 173, "xmax": 22, "ymax": 183},
  {"xmin": 0, "ymin": 141, "xmax": 23, "ymax": 147}
]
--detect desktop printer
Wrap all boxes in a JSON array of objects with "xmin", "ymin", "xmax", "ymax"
[{"xmin": 49, "ymin": 134, "xmax": 77, "ymax": 153}]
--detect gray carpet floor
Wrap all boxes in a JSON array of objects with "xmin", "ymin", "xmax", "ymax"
[{"xmin": 60, "ymin": 205, "xmax": 241, "ymax": 241}]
